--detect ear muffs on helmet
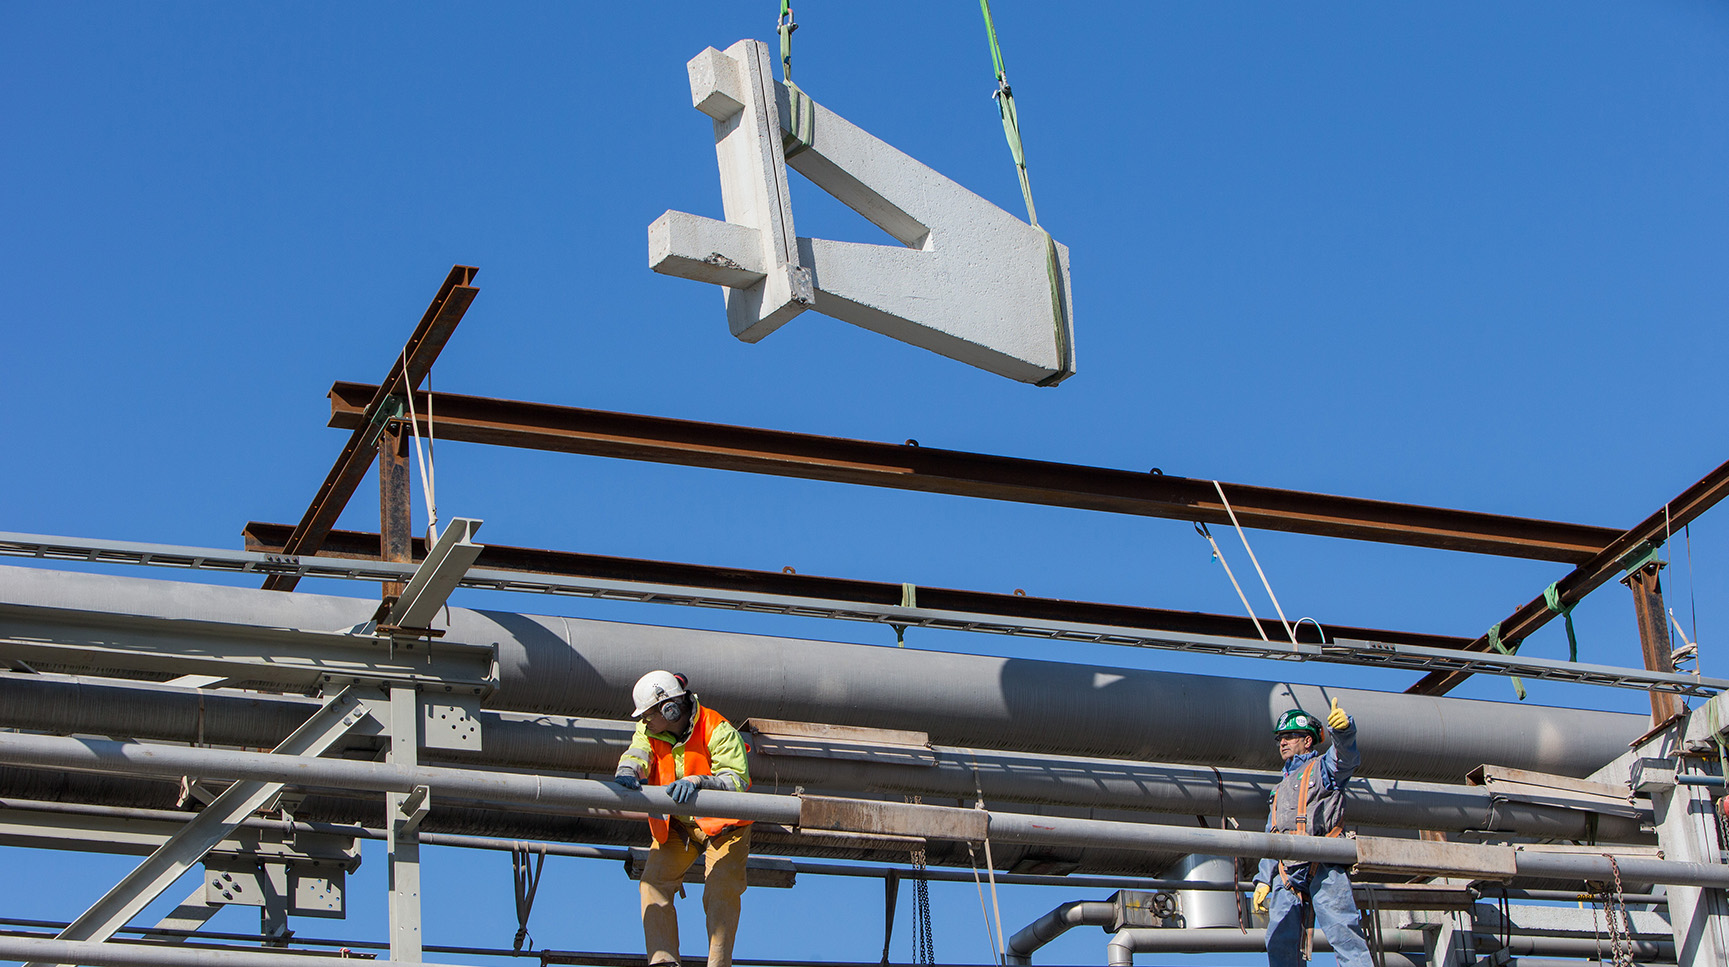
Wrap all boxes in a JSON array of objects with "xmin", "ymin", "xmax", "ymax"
[{"xmin": 660, "ymin": 697, "xmax": 686, "ymax": 723}]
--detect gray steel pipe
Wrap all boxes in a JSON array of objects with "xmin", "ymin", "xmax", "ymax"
[
  {"xmin": 1003, "ymin": 901, "xmax": 1115, "ymax": 965},
  {"xmin": 1106, "ymin": 928, "xmax": 1429, "ymax": 963},
  {"xmin": 0, "ymin": 935, "xmax": 468, "ymax": 967},
  {"xmin": 0, "ymin": 566, "xmax": 1651, "ymax": 781},
  {"xmin": 1, "ymin": 731, "xmax": 1722, "ymax": 891},
  {"xmin": 0, "ymin": 672, "xmax": 1651, "ymax": 841}
]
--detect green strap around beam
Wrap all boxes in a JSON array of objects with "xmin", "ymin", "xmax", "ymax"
[
  {"xmin": 1542, "ymin": 583, "xmax": 1579, "ymax": 663},
  {"xmin": 1487, "ymin": 623, "xmax": 1527, "ymax": 701}
]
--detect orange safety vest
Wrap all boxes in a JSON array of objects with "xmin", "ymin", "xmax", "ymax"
[
  {"xmin": 645, "ymin": 705, "xmax": 752, "ymax": 845},
  {"xmin": 1271, "ymin": 758, "xmax": 1343, "ymax": 891}
]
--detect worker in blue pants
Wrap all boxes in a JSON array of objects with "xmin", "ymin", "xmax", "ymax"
[{"xmin": 1251, "ymin": 699, "xmax": 1372, "ymax": 967}]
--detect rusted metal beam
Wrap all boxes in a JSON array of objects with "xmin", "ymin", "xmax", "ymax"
[
  {"xmin": 1627, "ymin": 564, "xmax": 1682, "ymax": 724},
  {"xmin": 325, "ymin": 383, "xmax": 1620, "ymax": 563},
  {"xmin": 243, "ymin": 520, "xmax": 1476, "ymax": 654},
  {"xmin": 378, "ymin": 424, "xmax": 412, "ymax": 603},
  {"xmin": 1409, "ymin": 457, "xmax": 1729, "ymax": 696},
  {"xmin": 261, "ymin": 267, "xmax": 478, "ymax": 592}
]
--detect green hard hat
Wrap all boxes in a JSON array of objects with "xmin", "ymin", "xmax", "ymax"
[{"xmin": 1274, "ymin": 708, "xmax": 1324, "ymax": 742}]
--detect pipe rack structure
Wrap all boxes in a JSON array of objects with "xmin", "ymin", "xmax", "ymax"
[{"xmin": 5, "ymin": 264, "xmax": 1729, "ymax": 967}]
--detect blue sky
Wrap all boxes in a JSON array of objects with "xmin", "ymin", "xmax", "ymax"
[{"xmin": 3, "ymin": 3, "xmax": 1728, "ymax": 965}]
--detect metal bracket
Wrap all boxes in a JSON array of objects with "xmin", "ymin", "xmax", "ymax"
[
  {"xmin": 398, "ymin": 784, "xmax": 431, "ymax": 835},
  {"xmin": 1618, "ymin": 540, "xmax": 1666, "ymax": 576},
  {"xmin": 386, "ymin": 517, "xmax": 484, "ymax": 631}
]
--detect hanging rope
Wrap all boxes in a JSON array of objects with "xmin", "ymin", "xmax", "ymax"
[
  {"xmin": 1195, "ymin": 521, "xmax": 1271, "ymax": 642},
  {"xmin": 1213, "ymin": 481, "xmax": 1298, "ymax": 646},
  {"xmin": 977, "ymin": 0, "xmax": 1070, "ymax": 386},
  {"xmin": 1542, "ymin": 582, "xmax": 1579, "ymax": 663},
  {"xmin": 511, "ymin": 842, "xmax": 547, "ymax": 952},
  {"xmin": 1486, "ymin": 623, "xmax": 1527, "ymax": 701},
  {"xmin": 880, "ymin": 868, "xmax": 900, "ymax": 966},
  {"xmin": 398, "ymin": 349, "xmax": 439, "ymax": 541}
]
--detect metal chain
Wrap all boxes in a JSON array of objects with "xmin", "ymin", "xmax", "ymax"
[
  {"xmin": 1603, "ymin": 855, "xmax": 1635, "ymax": 967},
  {"xmin": 911, "ymin": 844, "xmax": 935, "ymax": 965}
]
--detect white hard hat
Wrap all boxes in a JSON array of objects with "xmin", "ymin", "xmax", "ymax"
[{"xmin": 631, "ymin": 670, "xmax": 689, "ymax": 718}]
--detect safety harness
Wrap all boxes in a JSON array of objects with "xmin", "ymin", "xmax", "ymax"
[{"xmin": 1270, "ymin": 757, "xmax": 1344, "ymax": 960}]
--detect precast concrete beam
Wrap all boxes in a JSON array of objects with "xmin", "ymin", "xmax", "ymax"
[
  {"xmin": 651, "ymin": 41, "xmax": 1075, "ymax": 385},
  {"xmin": 0, "ymin": 565, "xmax": 1647, "ymax": 782}
]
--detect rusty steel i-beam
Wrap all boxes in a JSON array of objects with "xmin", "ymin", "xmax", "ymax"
[
  {"xmin": 325, "ymin": 382, "xmax": 1620, "ymax": 563},
  {"xmin": 262, "ymin": 267, "xmax": 479, "ymax": 592},
  {"xmin": 242, "ymin": 521, "xmax": 1476, "ymax": 654},
  {"xmin": 1409, "ymin": 455, "xmax": 1729, "ymax": 695}
]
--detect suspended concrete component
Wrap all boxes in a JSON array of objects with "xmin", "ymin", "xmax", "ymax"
[
  {"xmin": 0, "ymin": 673, "xmax": 1653, "ymax": 843},
  {"xmin": 0, "ymin": 564, "xmax": 1647, "ymax": 782},
  {"xmin": 649, "ymin": 40, "xmax": 1075, "ymax": 385}
]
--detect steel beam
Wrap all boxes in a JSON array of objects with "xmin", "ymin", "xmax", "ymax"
[
  {"xmin": 1628, "ymin": 563, "xmax": 1683, "ymax": 723},
  {"xmin": 23, "ymin": 690, "xmax": 369, "ymax": 967},
  {"xmin": 15, "ymin": 530, "xmax": 1721, "ymax": 697},
  {"xmin": 244, "ymin": 520, "xmax": 1474, "ymax": 655},
  {"xmin": 1410, "ymin": 456, "xmax": 1729, "ymax": 695},
  {"xmin": 379, "ymin": 422, "xmax": 412, "ymax": 602},
  {"xmin": 325, "ymin": 382, "xmax": 1620, "ymax": 563},
  {"xmin": 262, "ymin": 267, "xmax": 478, "ymax": 593},
  {"xmin": 0, "ymin": 936, "xmax": 478, "ymax": 967}
]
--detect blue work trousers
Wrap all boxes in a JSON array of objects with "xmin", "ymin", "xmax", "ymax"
[{"xmin": 1265, "ymin": 864, "xmax": 1371, "ymax": 967}]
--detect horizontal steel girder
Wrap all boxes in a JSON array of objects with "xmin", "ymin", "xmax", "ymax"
[
  {"xmin": 1412, "ymin": 454, "xmax": 1729, "ymax": 695},
  {"xmin": 262, "ymin": 267, "xmax": 478, "ymax": 593},
  {"xmin": 9, "ymin": 533, "xmax": 1720, "ymax": 698},
  {"xmin": 326, "ymin": 381, "xmax": 1620, "ymax": 563},
  {"xmin": 0, "ymin": 731, "xmax": 1721, "ymax": 889}
]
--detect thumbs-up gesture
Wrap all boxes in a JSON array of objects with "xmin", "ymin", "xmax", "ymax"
[{"xmin": 1327, "ymin": 697, "xmax": 1350, "ymax": 732}]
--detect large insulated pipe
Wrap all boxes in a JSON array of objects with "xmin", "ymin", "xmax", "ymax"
[
  {"xmin": 2, "ymin": 732, "xmax": 1723, "ymax": 890},
  {"xmin": 1003, "ymin": 901, "xmax": 1116, "ymax": 965},
  {"xmin": 0, "ymin": 673, "xmax": 1651, "ymax": 841},
  {"xmin": 1170, "ymin": 855, "xmax": 1240, "ymax": 928},
  {"xmin": 0, "ymin": 566, "xmax": 1648, "ymax": 782}
]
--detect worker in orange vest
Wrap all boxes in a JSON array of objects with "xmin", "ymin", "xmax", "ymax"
[{"xmin": 613, "ymin": 671, "xmax": 753, "ymax": 967}]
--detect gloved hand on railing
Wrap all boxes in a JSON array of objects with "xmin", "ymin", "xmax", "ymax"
[
  {"xmin": 668, "ymin": 777, "xmax": 701, "ymax": 804},
  {"xmin": 613, "ymin": 771, "xmax": 641, "ymax": 791}
]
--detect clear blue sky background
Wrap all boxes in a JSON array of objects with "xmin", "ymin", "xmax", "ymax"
[{"xmin": 3, "ymin": 3, "xmax": 1728, "ymax": 965}]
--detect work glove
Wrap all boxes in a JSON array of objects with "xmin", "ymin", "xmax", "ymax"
[
  {"xmin": 612, "ymin": 772, "xmax": 641, "ymax": 791},
  {"xmin": 1252, "ymin": 882, "xmax": 1270, "ymax": 914},
  {"xmin": 667, "ymin": 777, "xmax": 701, "ymax": 804},
  {"xmin": 1327, "ymin": 697, "xmax": 1351, "ymax": 732}
]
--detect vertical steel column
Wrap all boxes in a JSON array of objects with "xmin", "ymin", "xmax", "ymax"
[
  {"xmin": 1650, "ymin": 763, "xmax": 1729, "ymax": 966},
  {"xmin": 1626, "ymin": 563, "xmax": 1682, "ymax": 724},
  {"xmin": 387, "ymin": 686, "xmax": 423, "ymax": 962},
  {"xmin": 379, "ymin": 422, "xmax": 412, "ymax": 604}
]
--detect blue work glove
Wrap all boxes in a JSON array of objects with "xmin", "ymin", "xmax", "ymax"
[
  {"xmin": 613, "ymin": 772, "xmax": 641, "ymax": 791},
  {"xmin": 667, "ymin": 777, "xmax": 701, "ymax": 804}
]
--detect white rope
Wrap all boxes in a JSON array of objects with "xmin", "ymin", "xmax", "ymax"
[
  {"xmin": 1213, "ymin": 480, "xmax": 1297, "ymax": 646},
  {"xmin": 965, "ymin": 842, "xmax": 1002, "ymax": 966},
  {"xmin": 398, "ymin": 349, "xmax": 439, "ymax": 541},
  {"xmin": 1195, "ymin": 522, "xmax": 1270, "ymax": 642}
]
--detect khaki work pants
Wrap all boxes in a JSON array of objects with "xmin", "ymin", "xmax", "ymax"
[{"xmin": 641, "ymin": 821, "xmax": 751, "ymax": 967}]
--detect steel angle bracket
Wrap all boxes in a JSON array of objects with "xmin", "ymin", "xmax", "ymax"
[{"xmin": 650, "ymin": 39, "xmax": 1076, "ymax": 385}]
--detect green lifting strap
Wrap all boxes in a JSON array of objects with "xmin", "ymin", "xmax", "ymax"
[
  {"xmin": 1542, "ymin": 582, "xmax": 1579, "ymax": 663},
  {"xmin": 776, "ymin": 1, "xmax": 814, "ymax": 154},
  {"xmin": 978, "ymin": 0, "xmax": 1072, "ymax": 386},
  {"xmin": 1487, "ymin": 623, "xmax": 1527, "ymax": 701}
]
